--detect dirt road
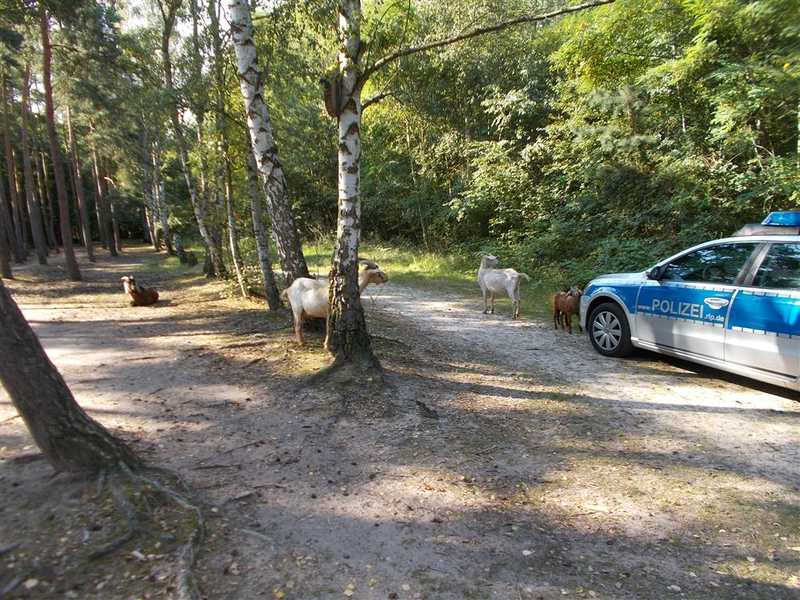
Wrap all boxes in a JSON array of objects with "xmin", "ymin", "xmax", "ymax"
[{"xmin": 1, "ymin": 247, "xmax": 799, "ymax": 600}]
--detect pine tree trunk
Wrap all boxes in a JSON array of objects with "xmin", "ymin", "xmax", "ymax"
[
  {"xmin": 40, "ymin": 9, "xmax": 80, "ymax": 281},
  {"xmin": 227, "ymin": 0, "xmax": 310, "ymax": 287},
  {"xmin": 103, "ymin": 159, "xmax": 123, "ymax": 254},
  {"xmin": 91, "ymin": 145, "xmax": 114, "ymax": 255},
  {"xmin": 140, "ymin": 127, "xmax": 159, "ymax": 251},
  {"xmin": 151, "ymin": 136, "xmax": 172, "ymax": 254},
  {"xmin": 0, "ymin": 177, "xmax": 11, "ymax": 277},
  {"xmin": 0, "ymin": 279, "xmax": 140, "ymax": 473},
  {"xmin": 323, "ymin": 0, "xmax": 379, "ymax": 370},
  {"xmin": 0, "ymin": 155, "xmax": 15, "ymax": 270},
  {"xmin": 246, "ymin": 154, "xmax": 281, "ymax": 310},
  {"xmin": 1, "ymin": 84, "xmax": 26, "ymax": 263},
  {"xmin": 66, "ymin": 106, "xmax": 94, "ymax": 261},
  {"xmin": 19, "ymin": 64, "xmax": 48, "ymax": 265},
  {"xmin": 35, "ymin": 153, "xmax": 58, "ymax": 251}
]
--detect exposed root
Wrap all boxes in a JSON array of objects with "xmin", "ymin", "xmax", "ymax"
[
  {"xmin": 88, "ymin": 473, "xmax": 140, "ymax": 560},
  {"xmin": 84, "ymin": 466, "xmax": 204, "ymax": 600},
  {"xmin": 131, "ymin": 469, "xmax": 204, "ymax": 600}
]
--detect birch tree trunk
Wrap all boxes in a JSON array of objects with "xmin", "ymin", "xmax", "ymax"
[
  {"xmin": 158, "ymin": 1, "xmax": 226, "ymax": 276},
  {"xmin": 227, "ymin": 0, "xmax": 310, "ymax": 287},
  {"xmin": 324, "ymin": 0, "xmax": 379, "ymax": 370},
  {"xmin": 223, "ymin": 162, "xmax": 248, "ymax": 298},
  {"xmin": 0, "ymin": 279, "xmax": 140, "ymax": 473},
  {"xmin": 246, "ymin": 154, "xmax": 281, "ymax": 310},
  {"xmin": 1, "ymin": 83, "xmax": 26, "ymax": 263},
  {"xmin": 66, "ymin": 106, "xmax": 94, "ymax": 261},
  {"xmin": 20, "ymin": 64, "xmax": 48, "ymax": 265},
  {"xmin": 40, "ymin": 9, "xmax": 80, "ymax": 281}
]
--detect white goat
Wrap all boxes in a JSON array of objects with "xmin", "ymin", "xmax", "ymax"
[
  {"xmin": 281, "ymin": 259, "xmax": 388, "ymax": 345},
  {"xmin": 477, "ymin": 254, "xmax": 530, "ymax": 320}
]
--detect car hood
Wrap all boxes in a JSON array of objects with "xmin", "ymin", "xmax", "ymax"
[{"xmin": 589, "ymin": 271, "xmax": 647, "ymax": 285}]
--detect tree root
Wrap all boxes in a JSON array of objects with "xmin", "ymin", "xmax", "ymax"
[
  {"xmin": 88, "ymin": 475, "xmax": 140, "ymax": 560},
  {"xmin": 86, "ymin": 465, "xmax": 204, "ymax": 600}
]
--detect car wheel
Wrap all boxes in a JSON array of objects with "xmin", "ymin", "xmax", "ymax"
[{"xmin": 588, "ymin": 302, "xmax": 633, "ymax": 358}]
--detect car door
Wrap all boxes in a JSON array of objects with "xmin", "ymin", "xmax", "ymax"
[
  {"xmin": 636, "ymin": 242, "xmax": 760, "ymax": 359},
  {"xmin": 725, "ymin": 242, "xmax": 800, "ymax": 379}
]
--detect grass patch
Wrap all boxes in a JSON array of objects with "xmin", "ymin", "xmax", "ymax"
[{"xmin": 301, "ymin": 240, "xmax": 560, "ymax": 320}]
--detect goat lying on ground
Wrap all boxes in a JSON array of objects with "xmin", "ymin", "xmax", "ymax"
[
  {"xmin": 477, "ymin": 255, "xmax": 530, "ymax": 319},
  {"xmin": 281, "ymin": 260, "xmax": 388, "ymax": 345},
  {"xmin": 121, "ymin": 275, "xmax": 160, "ymax": 307},
  {"xmin": 553, "ymin": 286, "xmax": 583, "ymax": 333}
]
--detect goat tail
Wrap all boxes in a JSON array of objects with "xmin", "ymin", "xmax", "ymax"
[{"xmin": 518, "ymin": 272, "xmax": 531, "ymax": 282}]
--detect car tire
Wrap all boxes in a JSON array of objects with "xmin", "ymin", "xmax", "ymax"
[{"xmin": 588, "ymin": 302, "xmax": 633, "ymax": 358}]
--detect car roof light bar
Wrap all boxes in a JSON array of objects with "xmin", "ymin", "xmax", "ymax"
[{"xmin": 763, "ymin": 211, "xmax": 800, "ymax": 227}]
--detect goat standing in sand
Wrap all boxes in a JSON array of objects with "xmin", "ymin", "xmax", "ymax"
[
  {"xmin": 553, "ymin": 286, "xmax": 583, "ymax": 333},
  {"xmin": 282, "ymin": 259, "xmax": 388, "ymax": 345},
  {"xmin": 477, "ymin": 255, "xmax": 530, "ymax": 320},
  {"xmin": 121, "ymin": 276, "xmax": 159, "ymax": 307}
]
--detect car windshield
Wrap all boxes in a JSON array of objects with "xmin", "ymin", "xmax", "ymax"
[
  {"xmin": 661, "ymin": 243, "xmax": 757, "ymax": 285},
  {"xmin": 753, "ymin": 243, "xmax": 800, "ymax": 289}
]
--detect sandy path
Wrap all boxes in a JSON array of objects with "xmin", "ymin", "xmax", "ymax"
[
  {"xmin": 2, "ymin": 249, "xmax": 799, "ymax": 600},
  {"xmin": 371, "ymin": 283, "xmax": 800, "ymax": 488}
]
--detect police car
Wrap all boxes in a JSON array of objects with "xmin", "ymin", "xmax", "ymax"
[{"xmin": 579, "ymin": 211, "xmax": 800, "ymax": 391}]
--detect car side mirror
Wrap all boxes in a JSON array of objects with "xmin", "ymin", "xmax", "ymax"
[{"xmin": 646, "ymin": 266, "xmax": 663, "ymax": 280}]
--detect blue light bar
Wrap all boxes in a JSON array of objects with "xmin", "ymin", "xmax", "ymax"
[{"xmin": 762, "ymin": 211, "xmax": 800, "ymax": 227}]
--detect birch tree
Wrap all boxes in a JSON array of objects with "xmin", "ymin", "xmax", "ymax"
[
  {"xmin": 156, "ymin": 0, "xmax": 226, "ymax": 276},
  {"xmin": 321, "ymin": 0, "xmax": 616, "ymax": 371},
  {"xmin": 246, "ymin": 154, "xmax": 281, "ymax": 310},
  {"xmin": 226, "ymin": 0, "xmax": 311, "ymax": 287}
]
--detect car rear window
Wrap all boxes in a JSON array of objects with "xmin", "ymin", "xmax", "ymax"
[
  {"xmin": 662, "ymin": 243, "xmax": 757, "ymax": 285},
  {"xmin": 753, "ymin": 243, "xmax": 800, "ymax": 290}
]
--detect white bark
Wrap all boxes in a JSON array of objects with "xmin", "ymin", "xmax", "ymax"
[
  {"xmin": 323, "ymin": 0, "xmax": 378, "ymax": 367},
  {"xmin": 246, "ymin": 154, "xmax": 281, "ymax": 310},
  {"xmin": 226, "ymin": 0, "xmax": 309, "ymax": 286}
]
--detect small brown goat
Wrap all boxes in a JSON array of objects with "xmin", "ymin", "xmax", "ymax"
[
  {"xmin": 121, "ymin": 275, "xmax": 160, "ymax": 307},
  {"xmin": 553, "ymin": 286, "xmax": 583, "ymax": 334}
]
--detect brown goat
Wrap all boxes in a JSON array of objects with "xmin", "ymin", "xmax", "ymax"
[
  {"xmin": 553, "ymin": 286, "xmax": 583, "ymax": 334},
  {"xmin": 121, "ymin": 276, "xmax": 160, "ymax": 307}
]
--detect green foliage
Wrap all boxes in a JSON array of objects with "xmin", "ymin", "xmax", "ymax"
[{"xmin": 348, "ymin": 0, "xmax": 800, "ymax": 284}]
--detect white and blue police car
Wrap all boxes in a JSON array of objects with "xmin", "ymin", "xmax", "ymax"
[{"xmin": 579, "ymin": 211, "xmax": 800, "ymax": 391}]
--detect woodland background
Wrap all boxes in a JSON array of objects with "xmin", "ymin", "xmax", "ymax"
[{"xmin": 0, "ymin": 0, "xmax": 797, "ymax": 286}]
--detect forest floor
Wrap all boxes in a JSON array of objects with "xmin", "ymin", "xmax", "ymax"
[{"xmin": 1, "ymin": 245, "xmax": 799, "ymax": 600}]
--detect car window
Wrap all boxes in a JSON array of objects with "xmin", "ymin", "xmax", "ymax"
[
  {"xmin": 753, "ymin": 243, "xmax": 800, "ymax": 290},
  {"xmin": 661, "ymin": 243, "xmax": 756, "ymax": 284}
]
